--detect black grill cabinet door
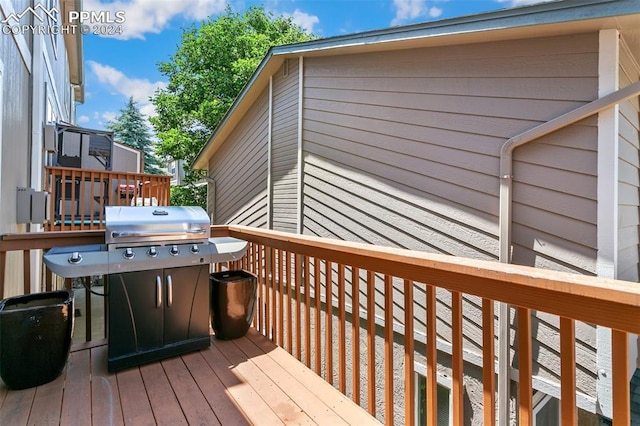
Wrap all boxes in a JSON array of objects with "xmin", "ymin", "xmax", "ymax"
[
  {"xmin": 163, "ymin": 265, "xmax": 210, "ymax": 345},
  {"xmin": 108, "ymin": 271, "xmax": 164, "ymax": 359}
]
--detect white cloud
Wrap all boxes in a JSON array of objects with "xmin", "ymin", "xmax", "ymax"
[
  {"xmin": 77, "ymin": 115, "xmax": 90, "ymax": 123},
  {"xmin": 102, "ymin": 111, "xmax": 117, "ymax": 123},
  {"xmin": 497, "ymin": 0, "xmax": 554, "ymax": 5},
  {"xmin": 88, "ymin": 61, "xmax": 166, "ymax": 106},
  {"xmin": 82, "ymin": 0, "xmax": 227, "ymax": 40},
  {"xmin": 284, "ymin": 9, "xmax": 319, "ymax": 34},
  {"xmin": 87, "ymin": 60, "xmax": 166, "ymax": 120},
  {"xmin": 428, "ymin": 6, "xmax": 442, "ymax": 18},
  {"xmin": 391, "ymin": 0, "xmax": 428, "ymax": 26}
]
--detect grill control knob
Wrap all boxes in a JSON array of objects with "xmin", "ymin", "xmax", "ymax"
[
  {"xmin": 169, "ymin": 245, "xmax": 180, "ymax": 256},
  {"xmin": 68, "ymin": 252, "xmax": 82, "ymax": 264},
  {"xmin": 190, "ymin": 244, "xmax": 200, "ymax": 254},
  {"xmin": 123, "ymin": 248, "xmax": 135, "ymax": 260},
  {"xmin": 147, "ymin": 246, "xmax": 158, "ymax": 258}
]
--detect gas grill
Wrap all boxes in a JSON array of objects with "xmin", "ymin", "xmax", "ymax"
[
  {"xmin": 43, "ymin": 206, "xmax": 248, "ymax": 371},
  {"xmin": 44, "ymin": 206, "xmax": 247, "ymax": 277}
]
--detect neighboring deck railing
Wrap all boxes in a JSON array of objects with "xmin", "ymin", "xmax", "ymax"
[
  {"xmin": 1, "ymin": 225, "xmax": 639, "ymax": 425},
  {"xmin": 44, "ymin": 166, "xmax": 171, "ymax": 231}
]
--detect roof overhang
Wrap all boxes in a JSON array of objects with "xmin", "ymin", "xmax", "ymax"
[
  {"xmin": 193, "ymin": 0, "xmax": 640, "ymax": 170},
  {"xmin": 61, "ymin": 0, "xmax": 84, "ymax": 103}
]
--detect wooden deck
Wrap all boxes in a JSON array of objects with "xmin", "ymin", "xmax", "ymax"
[{"xmin": 0, "ymin": 329, "xmax": 379, "ymax": 425}]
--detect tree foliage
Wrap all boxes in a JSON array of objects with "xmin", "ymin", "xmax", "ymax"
[
  {"xmin": 107, "ymin": 97, "xmax": 164, "ymax": 174},
  {"xmin": 150, "ymin": 6, "xmax": 315, "ymax": 189}
]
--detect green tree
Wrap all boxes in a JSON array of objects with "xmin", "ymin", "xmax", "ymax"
[
  {"xmin": 150, "ymin": 6, "xmax": 315, "ymax": 205},
  {"xmin": 107, "ymin": 97, "xmax": 164, "ymax": 174}
]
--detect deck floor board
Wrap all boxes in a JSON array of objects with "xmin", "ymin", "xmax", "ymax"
[{"xmin": 0, "ymin": 332, "xmax": 380, "ymax": 425}]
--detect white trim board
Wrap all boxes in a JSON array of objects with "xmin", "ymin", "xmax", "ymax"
[
  {"xmin": 595, "ymin": 27, "xmax": 620, "ymax": 420},
  {"xmin": 0, "ymin": 0, "xmax": 33, "ymax": 73}
]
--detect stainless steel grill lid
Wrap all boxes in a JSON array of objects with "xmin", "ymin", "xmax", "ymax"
[
  {"xmin": 44, "ymin": 206, "xmax": 247, "ymax": 278},
  {"xmin": 105, "ymin": 206, "xmax": 211, "ymax": 246}
]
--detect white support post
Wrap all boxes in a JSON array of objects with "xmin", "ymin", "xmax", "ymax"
[
  {"xmin": 595, "ymin": 28, "xmax": 619, "ymax": 420},
  {"xmin": 296, "ymin": 56, "xmax": 304, "ymax": 234},
  {"xmin": 267, "ymin": 76, "xmax": 273, "ymax": 230}
]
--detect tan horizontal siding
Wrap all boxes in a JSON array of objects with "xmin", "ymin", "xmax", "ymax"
[
  {"xmin": 271, "ymin": 59, "xmax": 299, "ymax": 233},
  {"xmin": 301, "ymin": 32, "xmax": 601, "ymax": 401},
  {"xmin": 210, "ymin": 89, "xmax": 269, "ymax": 226},
  {"xmin": 617, "ymin": 38, "xmax": 640, "ymax": 282}
]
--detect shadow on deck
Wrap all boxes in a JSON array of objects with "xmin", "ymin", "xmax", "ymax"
[{"xmin": 0, "ymin": 329, "xmax": 379, "ymax": 425}]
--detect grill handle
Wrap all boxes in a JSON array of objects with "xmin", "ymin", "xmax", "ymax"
[
  {"xmin": 156, "ymin": 275, "xmax": 162, "ymax": 308},
  {"xmin": 166, "ymin": 275, "xmax": 173, "ymax": 307},
  {"xmin": 111, "ymin": 228, "xmax": 207, "ymax": 239}
]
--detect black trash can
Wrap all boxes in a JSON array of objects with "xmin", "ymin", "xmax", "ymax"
[
  {"xmin": 210, "ymin": 270, "xmax": 257, "ymax": 340},
  {"xmin": 0, "ymin": 290, "xmax": 74, "ymax": 389}
]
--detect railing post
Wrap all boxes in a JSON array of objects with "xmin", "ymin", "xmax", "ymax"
[{"xmin": 611, "ymin": 329, "xmax": 630, "ymax": 425}]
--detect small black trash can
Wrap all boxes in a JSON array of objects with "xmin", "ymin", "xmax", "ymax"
[
  {"xmin": 0, "ymin": 290, "xmax": 74, "ymax": 389},
  {"xmin": 210, "ymin": 270, "xmax": 257, "ymax": 340}
]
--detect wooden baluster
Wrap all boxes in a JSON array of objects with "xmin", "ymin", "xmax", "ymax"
[
  {"xmin": 0, "ymin": 249, "xmax": 6, "ymax": 298},
  {"xmin": 352, "ymin": 267, "xmax": 361, "ymax": 405},
  {"xmin": 404, "ymin": 279, "xmax": 415, "ymax": 426},
  {"xmin": 367, "ymin": 270, "xmax": 376, "ymax": 416},
  {"xmin": 482, "ymin": 298, "xmax": 496, "ymax": 426},
  {"xmin": 79, "ymin": 171, "xmax": 86, "ymax": 230},
  {"xmin": 85, "ymin": 277, "xmax": 92, "ymax": 342},
  {"xmin": 338, "ymin": 263, "xmax": 346, "ymax": 394},
  {"xmin": 71, "ymin": 170, "xmax": 78, "ymax": 230},
  {"xmin": 384, "ymin": 275, "xmax": 394, "ymax": 426},
  {"xmin": 560, "ymin": 317, "xmax": 577, "ymax": 425},
  {"xmin": 23, "ymin": 250, "xmax": 31, "ymax": 295},
  {"xmin": 278, "ymin": 249, "xmax": 284, "ymax": 347},
  {"xmin": 314, "ymin": 258, "xmax": 321, "ymax": 375},
  {"xmin": 325, "ymin": 261, "xmax": 333, "ymax": 385},
  {"xmin": 426, "ymin": 285, "xmax": 437, "ymax": 426},
  {"xmin": 452, "ymin": 291, "xmax": 464, "ymax": 426},
  {"xmin": 45, "ymin": 265, "xmax": 53, "ymax": 292},
  {"xmin": 295, "ymin": 253, "xmax": 302, "ymax": 360},
  {"xmin": 518, "ymin": 307, "xmax": 532, "ymax": 426},
  {"xmin": 269, "ymin": 247, "xmax": 278, "ymax": 343},
  {"xmin": 304, "ymin": 255, "xmax": 311, "ymax": 368}
]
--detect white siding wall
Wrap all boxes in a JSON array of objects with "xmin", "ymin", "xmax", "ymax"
[
  {"xmin": 208, "ymin": 89, "xmax": 269, "ymax": 227},
  {"xmin": 0, "ymin": 0, "xmax": 33, "ymax": 296}
]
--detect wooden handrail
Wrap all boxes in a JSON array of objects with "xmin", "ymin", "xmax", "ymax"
[{"xmin": 215, "ymin": 225, "xmax": 640, "ymax": 334}]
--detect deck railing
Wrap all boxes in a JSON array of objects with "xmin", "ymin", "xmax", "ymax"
[
  {"xmin": 44, "ymin": 166, "xmax": 171, "ymax": 231},
  {"xmin": 1, "ymin": 225, "xmax": 639, "ymax": 425},
  {"xmin": 212, "ymin": 225, "xmax": 639, "ymax": 426}
]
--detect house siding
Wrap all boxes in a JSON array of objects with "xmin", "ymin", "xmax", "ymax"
[
  {"xmin": 203, "ymin": 29, "xmax": 618, "ymax": 418},
  {"xmin": 1, "ymin": 0, "xmax": 34, "ymax": 297},
  {"xmin": 271, "ymin": 59, "xmax": 299, "ymax": 233},
  {"xmin": 208, "ymin": 88, "xmax": 269, "ymax": 227},
  {"xmin": 617, "ymin": 38, "xmax": 640, "ymax": 283},
  {"xmin": 302, "ymin": 33, "xmax": 600, "ymax": 400}
]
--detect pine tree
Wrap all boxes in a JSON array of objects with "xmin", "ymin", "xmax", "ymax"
[{"xmin": 107, "ymin": 97, "xmax": 164, "ymax": 174}]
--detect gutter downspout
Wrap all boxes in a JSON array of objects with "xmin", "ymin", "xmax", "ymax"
[{"xmin": 497, "ymin": 80, "xmax": 640, "ymax": 425}]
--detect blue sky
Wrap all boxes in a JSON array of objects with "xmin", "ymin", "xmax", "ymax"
[{"xmin": 77, "ymin": 0, "xmax": 549, "ymax": 131}]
